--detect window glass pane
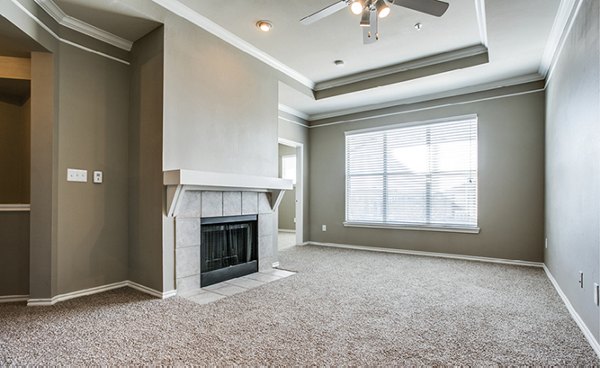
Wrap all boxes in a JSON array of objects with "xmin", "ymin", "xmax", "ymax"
[
  {"xmin": 347, "ymin": 175, "xmax": 383, "ymax": 223},
  {"xmin": 386, "ymin": 174, "xmax": 427, "ymax": 224},
  {"xmin": 346, "ymin": 133, "xmax": 384, "ymax": 175}
]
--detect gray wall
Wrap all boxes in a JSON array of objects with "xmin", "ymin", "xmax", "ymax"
[
  {"xmin": 162, "ymin": 15, "xmax": 278, "ymax": 178},
  {"xmin": 545, "ymin": 0, "xmax": 600, "ymax": 341},
  {"xmin": 278, "ymin": 114, "xmax": 310, "ymax": 242},
  {"xmin": 55, "ymin": 43, "xmax": 130, "ymax": 295},
  {"xmin": 278, "ymin": 144, "xmax": 296, "ymax": 231},
  {"xmin": 309, "ymin": 89, "xmax": 545, "ymax": 262},
  {"xmin": 0, "ymin": 212, "xmax": 29, "ymax": 295},
  {"xmin": 0, "ymin": 98, "xmax": 30, "ymax": 204},
  {"xmin": 128, "ymin": 27, "xmax": 165, "ymax": 292}
]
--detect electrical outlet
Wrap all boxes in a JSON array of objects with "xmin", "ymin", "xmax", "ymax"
[
  {"xmin": 579, "ymin": 271, "xmax": 584, "ymax": 288},
  {"xmin": 545, "ymin": 238, "xmax": 548, "ymax": 249},
  {"xmin": 67, "ymin": 168, "xmax": 87, "ymax": 183},
  {"xmin": 93, "ymin": 171, "xmax": 103, "ymax": 184},
  {"xmin": 322, "ymin": 225, "xmax": 327, "ymax": 231},
  {"xmin": 594, "ymin": 283, "xmax": 599, "ymax": 306}
]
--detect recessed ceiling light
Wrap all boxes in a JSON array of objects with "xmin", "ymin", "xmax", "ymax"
[
  {"xmin": 256, "ymin": 20, "xmax": 273, "ymax": 32},
  {"xmin": 414, "ymin": 22, "xmax": 423, "ymax": 31},
  {"xmin": 334, "ymin": 60, "xmax": 345, "ymax": 67}
]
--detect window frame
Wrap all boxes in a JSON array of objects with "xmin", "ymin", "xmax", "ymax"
[{"xmin": 343, "ymin": 114, "xmax": 480, "ymax": 234}]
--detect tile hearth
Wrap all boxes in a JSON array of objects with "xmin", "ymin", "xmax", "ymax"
[{"xmin": 180, "ymin": 269, "xmax": 296, "ymax": 305}]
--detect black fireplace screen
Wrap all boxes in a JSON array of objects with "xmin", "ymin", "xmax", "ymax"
[{"xmin": 200, "ymin": 215, "xmax": 258, "ymax": 286}]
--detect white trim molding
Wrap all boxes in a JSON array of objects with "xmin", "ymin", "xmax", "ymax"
[
  {"xmin": 279, "ymin": 104, "xmax": 309, "ymax": 121},
  {"xmin": 543, "ymin": 265, "xmax": 600, "ymax": 358},
  {"xmin": 26, "ymin": 281, "xmax": 176, "ymax": 306},
  {"xmin": 10, "ymin": 0, "xmax": 130, "ymax": 65},
  {"xmin": 151, "ymin": 0, "xmax": 314, "ymax": 89},
  {"xmin": 34, "ymin": 0, "xmax": 133, "ymax": 51},
  {"xmin": 0, "ymin": 294, "xmax": 29, "ymax": 303},
  {"xmin": 540, "ymin": 0, "xmax": 581, "ymax": 79},
  {"xmin": 474, "ymin": 0, "xmax": 488, "ymax": 47},
  {"xmin": 308, "ymin": 241, "xmax": 544, "ymax": 268}
]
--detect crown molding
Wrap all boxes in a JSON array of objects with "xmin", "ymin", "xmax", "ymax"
[
  {"xmin": 151, "ymin": 0, "xmax": 315, "ymax": 89},
  {"xmin": 307, "ymin": 73, "xmax": 543, "ymax": 122},
  {"xmin": 314, "ymin": 44, "xmax": 488, "ymax": 92},
  {"xmin": 474, "ymin": 0, "xmax": 488, "ymax": 47},
  {"xmin": 278, "ymin": 104, "xmax": 309, "ymax": 121},
  {"xmin": 539, "ymin": 0, "xmax": 580, "ymax": 78},
  {"xmin": 34, "ymin": 0, "xmax": 133, "ymax": 51},
  {"xmin": 11, "ymin": 0, "xmax": 130, "ymax": 64}
]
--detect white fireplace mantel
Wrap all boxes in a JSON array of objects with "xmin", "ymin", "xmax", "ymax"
[{"xmin": 164, "ymin": 169, "xmax": 293, "ymax": 217}]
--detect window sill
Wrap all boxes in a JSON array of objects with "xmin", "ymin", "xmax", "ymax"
[{"xmin": 343, "ymin": 222, "xmax": 480, "ymax": 234}]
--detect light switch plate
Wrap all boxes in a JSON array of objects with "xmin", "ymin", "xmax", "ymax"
[
  {"xmin": 93, "ymin": 171, "xmax": 103, "ymax": 184},
  {"xmin": 67, "ymin": 168, "xmax": 87, "ymax": 183}
]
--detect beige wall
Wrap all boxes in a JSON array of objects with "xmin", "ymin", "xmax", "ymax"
[
  {"xmin": 545, "ymin": 0, "xmax": 599, "ymax": 341},
  {"xmin": 0, "ymin": 212, "xmax": 29, "ymax": 295},
  {"xmin": 162, "ymin": 16, "xmax": 278, "ymax": 178},
  {"xmin": 55, "ymin": 43, "xmax": 130, "ymax": 295},
  {"xmin": 309, "ymin": 89, "xmax": 545, "ymax": 262},
  {"xmin": 128, "ymin": 27, "xmax": 165, "ymax": 292},
  {"xmin": 0, "ymin": 98, "xmax": 30, "ymax": 204},
  {"xmin": 278, "ymin": 144, "xmax": 296, "ymax": 231}
]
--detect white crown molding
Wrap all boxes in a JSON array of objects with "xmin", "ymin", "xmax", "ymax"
[
  {"xmin": 0, "ymin": 294, "xmax": 29, "ymax": 303},
  {"xmin": 474, "ymin": 0, "xmax": 488, "ymax": 47},
  {"xmin": 308, "ymin": 73, "xmax": 544, "ymax": 122},
  {"xmin": 278, "ymin": 104, "xmax": 309, "ymax": 121},
  {"xmin": 278, "ymin": 115, "xmax": 310, "ymax": 129},
  {"xmin": 539, "ymin": 0, "xmax": 580, "ymax": 78},
  {"xmin": 543, "ymin": 265, "xmax": 600, "ymax": 358},
  {"xmin": 26, "ymin": 281, "xmax": 175, "ymax": 306},
  {"xmin": 10, "ymin": 0, "xmax": 130, "ymax": 65},
  {"xmin": 151, "ymin": 0, "xmax": 315, "ymax": 89},
  {"xmin": 309, "ymin": 242, "xmax": 544, "ymax": 267},
  {"xmin": 34, "ymin": 0, "xmax": 133, "ymax": 51},
  {"xmin": 314, "ymin": 45, "xmax": 488, "ymax": 91}
]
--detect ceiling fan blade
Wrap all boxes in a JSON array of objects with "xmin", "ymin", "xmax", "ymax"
[
  {"xmin": 390, "ymin": 0, "xmax": 449, "ymax": 17},
  {"xmin": 300, "ymin": 1, "xmax": 348, "ymax": 25},
  {"xmin": 362, "ymin": 11, "xmax": 378, "ymax": 44}
]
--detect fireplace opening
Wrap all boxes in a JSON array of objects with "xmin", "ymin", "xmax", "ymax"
[{"xmin": 200, "ymin": 215, "xmax": 258, "ymax": 287}]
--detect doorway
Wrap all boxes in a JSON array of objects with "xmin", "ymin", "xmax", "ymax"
[{"xmin": 277, "ymin": 138, "xmax": 303, "ymax": 249}]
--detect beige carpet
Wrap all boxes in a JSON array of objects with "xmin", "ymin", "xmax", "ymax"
[{"xmin": 0, "ymin": 245, "xmax": 598, "ymax": 365}]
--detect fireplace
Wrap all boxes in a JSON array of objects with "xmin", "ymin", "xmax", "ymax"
[{"xmin": 200, "ymin": 215, "xmax": 258, "ymax": 287}]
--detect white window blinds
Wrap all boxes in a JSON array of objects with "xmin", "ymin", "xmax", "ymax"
[{"xmin": 345, "ymin": 116, "xmax": 478, "ymax": 230}]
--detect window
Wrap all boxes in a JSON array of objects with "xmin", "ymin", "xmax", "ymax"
[
  {"xmin": 345, "ymin": 116, "xmax": 478, "ymax": 231},
  {"xmin": 281, "ymin": 155, "xmax": 296, "ymax": 185}
]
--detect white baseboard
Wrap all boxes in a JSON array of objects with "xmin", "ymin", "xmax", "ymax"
[
  {"xmin": 278, "ymin": 229, "xmax": 296, "ymax": 233},
  {"xmin": 543, "ymin": 265, "xmax": 600, "ymax": 358},
  {"xmin": 26, "ymin": 280, "xmax": 176, "ymax": 306},
  {"xmin": 0, "ymin": 294, "xmax": 29, "ymax": 303},
  {"xmin": 308, "ymin": 241, "xmax": 543, "ymax": 268}
]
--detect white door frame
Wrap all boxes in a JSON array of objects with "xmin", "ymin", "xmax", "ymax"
[{"xmin": 278, "ymin": 138, "xmax": 304, "ymax": 245}]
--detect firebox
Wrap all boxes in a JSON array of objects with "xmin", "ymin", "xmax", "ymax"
[{"xmin": 200, "ymin": 215, "xmax": 258, "ymax": 287}]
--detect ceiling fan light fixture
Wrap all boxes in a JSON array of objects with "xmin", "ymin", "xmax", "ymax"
[
  {"xmin": 350, "ymin": 0, "xmax": 364, "ymax": 15},
  {"xmin": 256, "ymin": 20, "xmax": 273, "ymax": 32},
  {"xmin": 376, "ymin": 0, "xmax": 390, "ymax": 18},
  {"xmin": 360, "ymin": 10, "xmax": 371, "ymax": 27}
]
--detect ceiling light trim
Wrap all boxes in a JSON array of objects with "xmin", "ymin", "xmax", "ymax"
[
  {"xmin": 474, "ymin": 0, "xmax": 488, "ymax": 47},
  {"xmin": 10, "ymin": 0, "xmax": 130, "ymax": 65},
  {"xmin": 540, "ymin": 0, "xmax": 581, "ymax": 80},
  {"xmin": 152, "ymin": 0, "xmax": 315, "ymax": 89},
  {"xmin": 314, "ymin": 44, "xmax": 488, "ymax": 91},
  {"xmin": 278, "ymin": 104, "xmax": 310, "ymax": 121},
  {"xmin": 308, "ymin": 73, "xmax": 544, "ymax": 121},
  {"xmin": 34, "ymin": 0, "xmax": 133, "ymax": 51}
]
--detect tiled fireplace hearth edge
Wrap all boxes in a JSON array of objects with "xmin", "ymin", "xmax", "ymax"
[{"xmin": 164, "ymin": 170, "xmax": 293, "ymax": 294}]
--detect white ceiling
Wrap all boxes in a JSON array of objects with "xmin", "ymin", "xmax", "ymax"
[{"xmin": 38, "ymin": 0, "xmax": 562, "ymax": 120}]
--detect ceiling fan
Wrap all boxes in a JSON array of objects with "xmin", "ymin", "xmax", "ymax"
[{"xmin": 300, "ymin": 0, "xmax": 450, "ymax": 44}]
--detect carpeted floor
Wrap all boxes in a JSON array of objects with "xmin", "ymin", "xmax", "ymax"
[{"xmin": 0, "ymin": 245, "xmax": 598, "ymax": 365}]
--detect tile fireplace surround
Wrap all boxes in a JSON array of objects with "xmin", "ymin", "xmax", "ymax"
[{"xmin": 164, "ymin": 170, "xmax": 293, "ymax": 294}]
